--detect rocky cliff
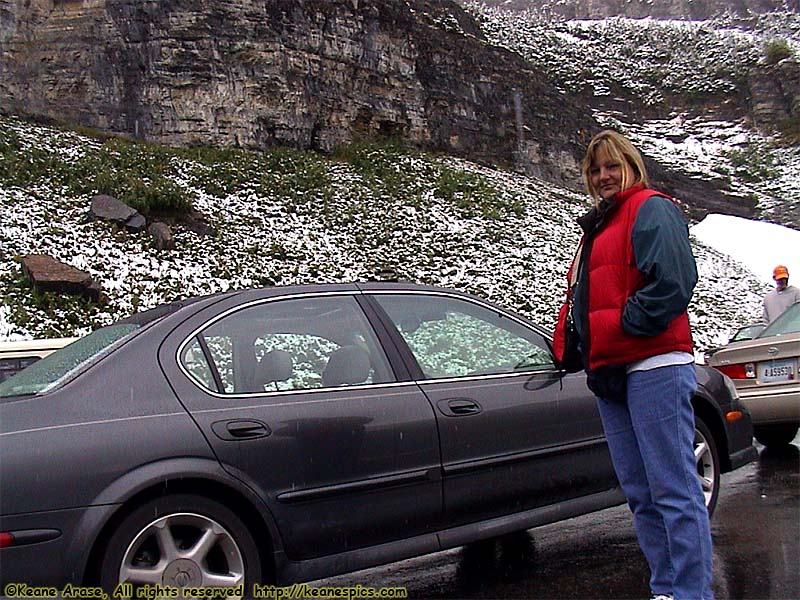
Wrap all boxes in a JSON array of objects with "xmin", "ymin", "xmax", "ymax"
[
  {"xmin": 0, "ymin": 0, "xmax": 600, "ymax": 186},
  {"xmin": 750, "ymin": 56, "xmax": 800, "ymax": 133},
  {"xmin": 470, "ymin": 0, "xmax": 799, "ymax": 19},
  {"xmin": 465, "ymin": 0, "xmax": 800, "ymax": 143}
]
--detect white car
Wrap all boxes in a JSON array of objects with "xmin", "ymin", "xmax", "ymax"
[{"xmin": 0, "ymin": 337, "xmax": 78, "ymax": 383}]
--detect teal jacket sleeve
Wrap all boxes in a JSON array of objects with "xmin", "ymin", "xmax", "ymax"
[{"xmin": 622, "ymin": 196, "xmax": 698, "ymax": 337}]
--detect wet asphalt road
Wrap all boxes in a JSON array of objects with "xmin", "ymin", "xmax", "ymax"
[{"xmin": 314, "ymin": 437, "xmax": 799, "ymax": 599}]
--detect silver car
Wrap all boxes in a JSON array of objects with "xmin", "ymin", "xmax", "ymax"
[{"xmin": 710, "ymin": 302, "xmax": 800, "ymax": 447}]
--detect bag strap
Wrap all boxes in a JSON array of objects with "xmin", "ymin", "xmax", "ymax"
[{"xmin": 566, "ymin": 237, "xmax": 584, "ymax": 300}]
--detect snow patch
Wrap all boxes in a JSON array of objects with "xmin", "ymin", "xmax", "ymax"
[{"xmin": 691, "ymin": 214, "xmax": 800, "ymax": 285}]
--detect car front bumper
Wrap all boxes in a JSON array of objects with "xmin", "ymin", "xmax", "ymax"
[
  {"xmin": 728, "ymin": 444, "xmax": 759, "ymax": 470},
  {"xmin": 723, "ymin": 398, "xmax": 759, "ymax": 471}
]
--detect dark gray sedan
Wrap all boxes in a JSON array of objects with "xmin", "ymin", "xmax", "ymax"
[{"xmin": 0, "ymin": 283, "xmax": 757, "ymax": 595}]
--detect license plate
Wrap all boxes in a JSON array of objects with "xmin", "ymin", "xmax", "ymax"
[{"xmin": 758, "ymin": 358, "xmax": 796, "ymax": 383}]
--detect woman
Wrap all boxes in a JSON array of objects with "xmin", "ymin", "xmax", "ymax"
[{"xmin": 562, "ymin": 130, "xmax": 712, "ymax": 600}]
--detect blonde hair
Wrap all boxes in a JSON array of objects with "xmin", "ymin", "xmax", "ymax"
[{"xmin": 582, "ymin": 130, "xmax": 649, "ymax": 203}]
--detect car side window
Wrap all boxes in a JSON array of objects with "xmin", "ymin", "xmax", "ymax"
[
  {"xmin": 372, "ymin": 293, "xmax": 554, "ymax": 379},
  {"xmin": 181, "ymin": 295, "xmax": 395, "ymax": 394},
  {"xmin": 181, "ymin": 338, "xmax": 218, "ymax": 391}
]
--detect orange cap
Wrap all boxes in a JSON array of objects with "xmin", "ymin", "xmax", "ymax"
[{"xmin": 773, "ymin": 265, "xmax": 789, "ymax": 280}]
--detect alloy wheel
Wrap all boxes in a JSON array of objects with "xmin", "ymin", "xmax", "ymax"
[
  {"xmin": 694, "ymin": 427, "xmax": 716, "ymax": 508},
  {"xmin": 118, "ymin": 512, "xmax": 245, "ymax": 593}
]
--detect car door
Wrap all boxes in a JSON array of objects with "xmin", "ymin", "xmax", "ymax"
[
  {"xmin": 160, "ymin": 289, "xmax": 442, "ymax": 560},
  {"xmin": 367, "ymin": 290, "xmax": 616, "ymax": 527}
]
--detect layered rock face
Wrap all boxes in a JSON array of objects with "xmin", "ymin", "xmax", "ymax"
[
  {"xmin": 750, "ymin": 57, "xmax": 800, "ymax": 133},
  {"xmin": 471, "ymin": 0, "xmax": 799, "ymax": 19},
  {"xmin": 0, "ymin": 0, "xmax": 598, "ymax": 185}
]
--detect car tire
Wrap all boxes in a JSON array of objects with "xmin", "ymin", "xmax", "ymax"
[
  {"xmin": 754, "ymin": 423, "xmax": 800, "ymax": 448},
  {"xmin": 99, "ymin": 494, "xmax": 261, "ymax": 597},
  {"xmin": 694, "ymin": 417, "xmax": 720, "ymax": 518}
]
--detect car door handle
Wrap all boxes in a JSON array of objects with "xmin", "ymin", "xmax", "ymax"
[
  {"xmin": 437, "ymin": 398, "xmax": 482, "ymax": 417},
  {"xmin": 211, "ymin": 419, "xmax": 271, "ymax": 441}
]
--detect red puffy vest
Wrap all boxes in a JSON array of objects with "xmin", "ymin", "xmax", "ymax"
[{"xmin": 585, "ymin": 185, "xmax": 693, "ymax": 370}]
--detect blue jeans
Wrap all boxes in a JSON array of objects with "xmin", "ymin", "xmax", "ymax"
[{"xmin": 597, "ymin": 363, "xmax": 714, "ymax": 600}]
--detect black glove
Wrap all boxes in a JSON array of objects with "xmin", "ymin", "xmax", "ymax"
[{"xmin": 586, "ymin": 365, "xmax": 628, "ymax": 401}]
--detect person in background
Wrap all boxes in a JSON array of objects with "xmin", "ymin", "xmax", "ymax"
[
  {"xmin": 763, "ymin": 265, "xmax": 800, "ymax": 325},
  {"xmin": 562, "ymin": 130, "xmax": 712, "ymax": 600}
]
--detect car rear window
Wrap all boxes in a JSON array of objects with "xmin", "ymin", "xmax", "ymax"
[
  {"xmin": 759, "ymin": 303, "xmax": 800, "ymax": 337},
  {"xmin": 0, "ymin": 324, "xmax": 139, "ymax": 398}
]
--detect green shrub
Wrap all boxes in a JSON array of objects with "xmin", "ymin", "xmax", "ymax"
[
  {"xmin": 335, "ymin": 138, "xmax": 390, "ymax": 163},
  {"xmin": 0, "ymin": 127, "xmax": 76, "ymax": 188},
  {"xmin": 1, "ymin": 273, "xmax": 106, "ymax": 337},
  {"xmin": 0, "ymin": 117, "xmax": 527, "ymax": 225},
  {"xmin": 0, "ymin": 123, "xmax": 195, "ymax": 217},
  {"xmin": 257, "ymin": 148, "xmax": 331, "ymax": 201},
  {"xmin": 434, "ymin": 167, "xmax": 523, "ymax": 219},
  {"xmin": 777, "ymin": 116, "xmax": 800, "ymax": 145},
  {"xmin": 181, "ymin": 146, "xmax": 262, "ymax": 197},
  {"xmin": 331, "ymin": 138, "xmax": 426, "ymax": 203},
  {"xmin": 764, "ymin": 39, "xmax": 793, "ymax": 65},
  {"xmin": 724, "ymin": 145, "xmax": 777, "ymax": 183},
  {"xmin": 66, "ymin": 140, "xmax": 193, "ymax": 216}
]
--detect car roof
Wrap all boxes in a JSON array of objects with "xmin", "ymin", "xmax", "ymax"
[
  {"xmin": 117, "ymin": 295, "xmax": 215, "ymax": 326},
  {"xmin": 137, "ymin": 282, "xmax": 471, "ymax": 313},
  {"xmin": 0, "ymin": 337, "xmax": 79, "ymax": 357},
  {"xmin": 5, "ymin": 283, "xmax": 536, "ymax": 354}
]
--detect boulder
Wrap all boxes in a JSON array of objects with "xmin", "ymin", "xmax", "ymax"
[
  {"xmin": 125, "ymin": 213, "xmax": 147, "ymax": 233},
  {"xmin": 20, "ymin": 254, "xmax": 104, "ymax": 303},
  {"xmin": 148, "ymin": 221, "xmax": 175, "ymax": 250},
  {"xmin": 182, "ymin": 210, "xmax": 217, "ymax": 238},
  {"xmin": 90, "ymin": 194, "xmax": 147, "ymax": 232},
  {"xmin": 90, "ymin": 194, "xmax": 137, "ymax": 224}
]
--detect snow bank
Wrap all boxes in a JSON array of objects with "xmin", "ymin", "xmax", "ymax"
[{"xmin": 691, "ymin": 214, "xmax": 800, "ymax": 285}]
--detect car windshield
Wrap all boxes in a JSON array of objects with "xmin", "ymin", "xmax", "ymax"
[
  {"xmin": 759, "ymin": 303, "xmax": 800, "ymax": 337},
  {"xmin": 0, "ymin": 324, "xmax": 139, "ymax": 398}
]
